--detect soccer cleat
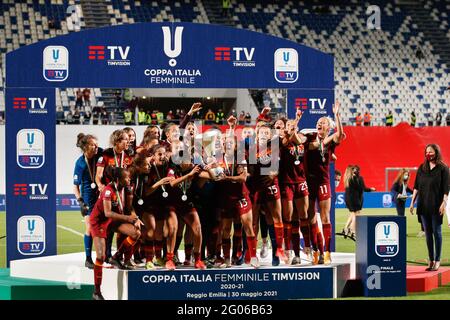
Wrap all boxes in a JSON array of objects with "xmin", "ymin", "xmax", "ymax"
[
  {"xmin": 214, "ymin": 256, "xmax": 227, "ymax": 269},
  {"xmin": 183, "ymin": 259, "xmax": 193, "ymax": 267},
  {"xmin": 132, "ymin": 258, "xmax": 145, "ymax": 267},
  {"xmin": 224, "ymin": 257, "xmax": 232, "ymax": 268},
  {"xmin": 165, "ymin": 259, "xmax": 176, "ymax": 270},
  {"xmin": 85, "ymin": 257, "xmax": 94, "ymax": 269},
  {"xmin": 324, "ymin": 251, "xmax": 332, "ymax": 265},
  {"xmin": 145, "ymin": 261, "xmax": 155, "ymax": 270},
  {"xmin": 194, "ymin": 260, "xmax": 206, "ymax": 270},
  {"xmin": 173, "ymin": 254, "xmax": 182, "ymax": 266},
  {"xmin": 291, "ymin": 256, "xmax": 301, "ymax": 265},
  {"xmin": 276, "ymin": 248, "xmax": 289, "ymax": 264},
  {"xmin": 303, "ymin": 247, "xmax": 313, "ymax": 262},
  {"xmin": 318, "ymin": 253, "xmax": 325, "ymax": 265},
  {"xmin": 260, "ymin": 241, "xmax": 269, "ymax": 258},
  {"xmin": 272, "ymin": 255, "xmax": 280, "ymax": 266},
  {"xmin": 108, "ymin": 256, "xmax": 124, "ymax": 269},
  {"xmin": 312, "ymin": 250, "xmax": 320, "ymax": 265},
  {"xmin": 153, "ymin": 257, "xmax": 165, "ymax": 267},
  {"xmin": 92, "ymin": 292, "xmax": 105, "ymax": 300},
  {"xmin": 123, "ymin": 260, "xmax": 138, "ymax": 270},
  {"xmin": 236, "ymin": 252, "xmax": 245, "ymax": 266},
  {"xmin": 250, "ymin": 257, "xmax": 260, "ymax": 268}
]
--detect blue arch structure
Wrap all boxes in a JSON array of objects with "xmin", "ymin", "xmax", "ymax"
[{"xmin": 5, "ymin": 22, "xmax": 334, "ymax": 264}]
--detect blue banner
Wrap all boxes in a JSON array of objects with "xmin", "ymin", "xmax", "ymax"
[
  {"xmin": 128, "ymin": 267, "xmax": 336, "ymax": 300},
  {"xmin": 335, "ymin": 192, "xmax": 413, "ymax": 209},
  {"xmin": 5, "ymin": 88, "xmax": 56, "ymax": 265},
  {"xmin": 6, "ymin": 23, "xmax": 333, "ymax": 89}
]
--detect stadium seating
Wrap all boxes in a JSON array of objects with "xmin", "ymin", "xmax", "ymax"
[{"xmin": 1, "ymin": 0, "xmax": 449, "ymax": 126}]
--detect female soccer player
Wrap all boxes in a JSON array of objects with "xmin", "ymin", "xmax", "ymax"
[
  {"xmin": 167, "ymin": 140, "xmax": 205, "ymax": 269},
  {"xmin": 95, "ymin": 129, "xmax": 133, "ymax": 262},
  {"xmin": 73, "ymin": 133, "xmax": 102, "ymax": 269},
  {"xmin": 123, "ymin": 127, "xmax": 137, "ymax": 156},
  {"xmin": 305, "ymin": 101, "xmax": 344, "ymax": 265},
  {"xmin": 91, "ymin": 166, "xmax": 143, "ymax": 300},
  {"xmin": 247, "ymin": 123, "xmax": 287, "ymax": 265},
  {"xmin": 219, "ymin": 116, "xmax": 259, "ymax": 268},
  {"xmin": 143, "ymin": 144, "xmax": 178, "ymax": 270},
  {"xmin": 279, "ymin": 111, "xmax": 309, "ymax": 265}
]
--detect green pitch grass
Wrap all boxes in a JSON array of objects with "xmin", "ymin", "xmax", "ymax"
[{"xmin": 0, "ymin": 209, "xmax": 449, "ymax": 299}]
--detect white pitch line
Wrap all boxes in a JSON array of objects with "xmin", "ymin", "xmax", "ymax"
[{"xmin": 57, "ymin": 224, "xmax": 84, "ymax": 238}]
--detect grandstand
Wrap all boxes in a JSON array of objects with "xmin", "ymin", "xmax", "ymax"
[{"xmin": 0, "ymin": 0, "xmax": 449, "ymax": 126}]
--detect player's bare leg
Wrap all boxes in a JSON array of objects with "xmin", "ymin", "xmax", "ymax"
[
  {"xmin": 183, "ymin": 211, "xmax": 205, "ymax": 269},
  {"xmin": 142, "ymin": 212, "xmax": 156, "ymax": 269},
  {"xmin": 164, "ymin": 210, "xmax": 178, "ymax": 270}
]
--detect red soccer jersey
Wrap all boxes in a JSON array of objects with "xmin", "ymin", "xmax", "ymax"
[
  {"xmin": 90, "ymin": 184, "xmax": 131, "ymax": 224},
  {"xmin": 304, "ymin": 133, "xmax": 338, "ymax": 185},
  {"xmin": 220, "ymin": 157, "xmax": 250, "ymax": 199},
  {"xmin": 96, "ymin": 148, "xmax": 134, "ymax": 184},
  {"xmin": 145, "ymin": 163, "xmax": 175, "ymax": 206},
  {"xmin": 246, "ymin": 145, "xmax": 278, "ymax": 192},
  {"xmin": 279, "ymin": 141, "xmax": 307, "ymax": 184}
]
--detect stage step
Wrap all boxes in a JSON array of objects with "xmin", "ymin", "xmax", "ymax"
[
  {"xmin": 0, "ymin": 269, "xmax": 93, "ymax": 300},
  {"xmin": 406, "ymin": 266, "xmax": 450, "ymax": 293}
]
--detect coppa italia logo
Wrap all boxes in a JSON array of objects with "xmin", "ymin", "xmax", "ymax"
[
  {"xmin": 214, "ymin": 47, "xmax": 255, "ymax": 67},
  {"xmin": 88, "ymin": 45, "xmax": 130, "ymax": 66},
  {"xmin": 294, "ymin": 98, "xmax": 327, "ymax": 115},
  {"xmin": 13, "ymin": 183, "xmax": 49, "ymax": 200},
  {"xmin": 12, "ymin": 97, "xmax": 48, "ymax": 114}
]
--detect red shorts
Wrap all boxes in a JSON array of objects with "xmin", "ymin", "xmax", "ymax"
[
  {"xmin": 308, "ymin": 181, "xmax": 331, "ymax": 202},
  {"xmin": 281, "ymin": 181, "xmax": 309, "ymax": 201},
  {"xmin": 221, "ymin": 195, "xmax": 252, "ymax": 219},
  {"xmin": 91, "ymin": 218, "xmax": 121, "ymax": 239},
  {"xmin": 250, "ymin": 183, "xmax": 281, "ymax": 204},
  {"xmin": 172, "ymin": 202, "xmax": 197, "ymax": 218}
]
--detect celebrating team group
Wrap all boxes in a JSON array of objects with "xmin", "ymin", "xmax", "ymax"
[{"xmin": 73, "ymin": 101, "xmax": 344, "ymax": 300}]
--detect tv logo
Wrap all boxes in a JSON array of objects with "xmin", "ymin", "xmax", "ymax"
[
  {"xmin": 43, "ymin": 46, "xmax": 69, "ymax": 81},
  {"xmin": 294, "ymin": 97, "xmax": 327, "ymax": 115},
  {"xmin": 375, "ymin": 222, "xmax": 399, "ymax": 257},
  {"xmin": 16, "ymin": 129, "xmax": 45, "ymax": 169},
  {"xmin": 17, "ymin": 215, "xmax": 46, "ymax": 255},
  {"xmin": 12, "ymin": 97, "xmax": 48, "ymax": 114},
  {"xmin": 162, "ymin": 26, "xmax": 183, "ymax": 67},
  {"xmin": 88, "ymin": 45, "xmax": 131, "ymax": 66},
  {"xmin": 382, "ymin": 194, "xmax": 392, "ymax": 208},
  {"xmin": 274, "ymin": 48, "xmax": 298, "ymax": 83},
  {"xmin": 13, "ymin": 183, "xmax": 48, "ymax": 200},
  {"xmin": 214, "ymin": 47, "xmax": 256, "ymax": 67}
]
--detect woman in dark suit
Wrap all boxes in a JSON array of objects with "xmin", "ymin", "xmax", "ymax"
[
  {"xmin": 410, "ymin": 144, "xmax": 449, "ymax": 271},
  {"xmin": 343, "ymin": 165, "xmax": 376, "ymax": 238},
  {"xmin": 391, "ymin": 169, "xmax": 413, "ymax": 216}
]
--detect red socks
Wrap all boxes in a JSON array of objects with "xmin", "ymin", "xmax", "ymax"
[
  {"xmin": 94, "ymin": 258, "xmax": 103, "ymax": 294},
  {"xmin": 274, "ymin": 222, "xmax": 284, "ymax": 250},
  {"xmin": 222, "ymin": 238, "xmax": 231, "ymax": 259},
  {"xmin": 323, "ymin": 223, "xmax": 332, "ymax": 252},
  {"xmin": 144, "ymin": 240, "xmax": 155, "ymax": 262},
  {"xmin": 310, "ymin": 222, "xmax": 320, "ymax": 251},
  {"xmin": 291, "ymin": 221, "xmax": 300, "ymax": 256},
  {"xmin": 155, "ymin": 240, "xmax": 163, "ymax": 259},
  {"xmin": 300, "ymin": 219, "xmax": 310, "ymax": 248},
  {"xmin": 283, "ymin": 222, "xmax": 292, "ymax": 251},
  {"xmin": 246, "ymin": 236, "xmax": 257, "ymax": 258}
]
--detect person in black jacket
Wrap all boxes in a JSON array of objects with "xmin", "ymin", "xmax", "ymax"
[
  {"xmin": 410, "ymin": 144, "xmax": 449, "ymax": 271},
  {"xmin": 391, "ymin": 169, "xmax": 413, "ymax": 216},
  {"xmin": 342, "ymin": 165, "xmax": 376, "ymax": 238}
]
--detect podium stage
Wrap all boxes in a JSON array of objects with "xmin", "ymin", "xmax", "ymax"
[{"xmin": 10, "ymin": 251, "xmax": 355, "ymax": 300}]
